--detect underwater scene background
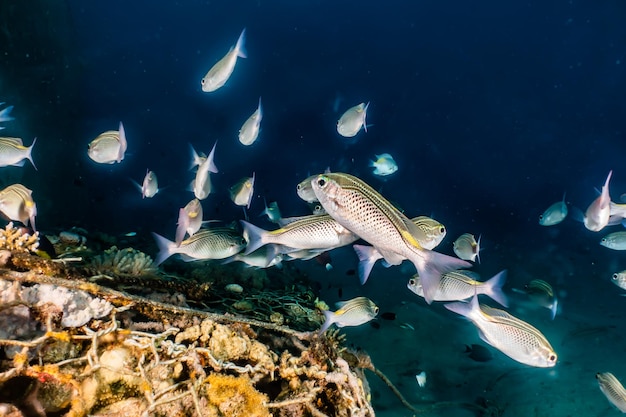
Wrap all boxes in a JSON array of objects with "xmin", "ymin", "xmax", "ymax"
[{"xmin": 1, "ymin": 0, "xmax": 626, "ymax": 415}]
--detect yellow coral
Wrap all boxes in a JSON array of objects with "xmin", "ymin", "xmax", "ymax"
[
  {"xmin": 0, "ymin": 222, "xmax": 39, "ymax": 253},
  {"xmin": 204, "ymin": 374, "xmax": 270, "ymax": 417}
]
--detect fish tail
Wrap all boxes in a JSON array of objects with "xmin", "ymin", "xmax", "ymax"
[
  {"xmin": 27, "ymin": 137, "xmax": 37, "ymax": 170},
  {"xmin": 207, "ymin": 141, "xmax": 219, "ymax": 173},
  {"xmin": 152, "ymin": 232, "xmax": 175, "ymax": 266},
  {"xmin": 353, "ymin": 244, "xmax": 381, "ymax": 285},
  {"xmin": 117, "ymin": 122, "xmax": 127, "ymax": 161},
  {"xmin": 318, "ymin": 310, "xmax": 335, "ymax": 333},
  {"xmin": 550, "ymin": 298, "xmax": 559, "ymax": 320},
  {"xmin": 175, "ymin": 208, "xmax": 188, "ymax": 246},
  {"xmin": 235, "ymin": 28, "xmax": 247, "ymax": 59},
  {"xmin": 362, "ymin": 102, "xmax": 369, "ymax": 132},
  {"xmin": 483, "ymin": 270, "xmax": 509, "ymax": 307},
  {"xmin": 412, "ymin": 249, "xmax": 472, "ymax": 304},
  {"xmin": 445, "ymin": 294, "xmax": 480, "ymax": 318},
  {"xmin": 240, "ymin": 220, "xmax": 268, "ymax": 255}
]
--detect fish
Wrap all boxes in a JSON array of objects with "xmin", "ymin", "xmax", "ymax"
[
  {"xmin": 584, "ymin": 170, "xmax": 612, "ymax": 232},
  {"xmin": 415, "ymin": 371, "xmax": 427, "ymax": 388},
  {"xmin": 597, "ymin": 372, "xmax": 626, "ymax": 412},
  {"xmin": 240, "ymin": 214, "xmax": 359, "ymax": 256},
  {"xmin": 0, "ymin": 137, "xmax": 37, "ymax": 169},
  {"xmin": 453, "ymin": 233, "xmax": 481, "ymax": 263},
  {"xmin": 201, "ymin": 28, "xmax": 247, "ymax": 92},
  {"xmin": 297, "ymin": 175, "xmax": 319, "ymax": 203},
  {"xmin": 407, "ymin": 270, "xmax": 509, "ymax": 307},
  {"xmin": 238, "ymin": 97, "xmax": 262, "ymax": 146},
  {"xmin": 600, "ymin": 231, "xmax": 626, "ymax": 250},
  {"xmin": 370, "ymin": 153, "xmax": 398, "ymax": 176},
  {"xmin": 132, "ymin": 169, "xmax": 159, "ymax": 198},
  {"xmin": 188, "ymin": 144, "xmax": 207, "ymax": 170},
  {"xmin": 464, "ymin": 344, "xmax": 494, "ymax": 362},
  {"xmin": 222, "ymin": 246, "xmax": 283, "ymax": 269},
  {"xmin": 539, "ymin": 193, "xmax": 568, "ymax": 226},
  {"xmin": 0, "ymin": 184, "xmax": 37, "ymax": 231},
  {"xmin": 611, "ymin": 271, "xmax": 626, "ymax": 291},
  {"xmin": 337, "ymin": 102, "xmax": 369, "ymax": 138},
  {"xmin": 319, "ymin": 296, "xmax": 379, "ymax": 333},
  {"xmin": 230, "ymin": 173, "xmax": 255, "ymax": 209},
  {"xmin": 445, "ymin": 296, "xmax": 557, "ymax": 367},
  {"xmin": 175, "ymin": 198, "xmax": 203, "ymax": 246},
  {"xmin": 353, "ymin": 215, "xmax": 447, "ymax": 284},
  {"xmin": 311, "ymin": 172, "xmax": 471, "ymax": 302},
  {"xmin": 152, "ymin": 227, "xmax": 247, "ymax": 266},
  {"xmin": 87, "ymin": 122, "xmax": 127, "ymax": 164},
  {"xmin": 513, "ymin": 279, "xmax": 559, "ymax": 319},
  {"xmin": 191, "ymin": 141, "xmax": 218, "ymax": 200},
  {"xmin": 260, "ymin": 199, "xmax": 282, "ymax": 224},
  {"xmin": 0, "ymin": 104, "xmax": 15, "ymax": 123}
]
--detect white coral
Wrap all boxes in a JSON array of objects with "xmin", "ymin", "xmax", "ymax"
[
  {"xmin": 89, "ymin": 246, "xmax": 157, "ymax": 276},
  {"xmin": 0, "ymin": 222, "xmax": 39, "ymax": 253}
]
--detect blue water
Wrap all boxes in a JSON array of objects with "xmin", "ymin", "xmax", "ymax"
[{"xmin": 2, "ymin": 1, "xmax": 626, "ymax": 415}]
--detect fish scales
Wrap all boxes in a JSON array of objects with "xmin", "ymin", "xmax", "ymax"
[
  {"xmin": 180, "ymin": 229, "xmax": 244, "ymax": 258},
  {"xmin": 597, "ymin": 372, "xmax": 626, "ymax": 412},
  {"xmin": 266, "ymin": 214, "xmax": 356, "ymax": 249}
]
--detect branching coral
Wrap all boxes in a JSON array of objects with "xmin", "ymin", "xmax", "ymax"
[
  {"xmin": 87, "ymin": 246, "xmax": 157, "ymax": 277},
  {"xmin": 0, "ymin": 222, "xmax": 39, "ymax": 253}
]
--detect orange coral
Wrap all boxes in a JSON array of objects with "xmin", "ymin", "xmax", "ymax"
[{"xmin": 204, "ymin": 373, "xmax": 270, "ymax": 417}]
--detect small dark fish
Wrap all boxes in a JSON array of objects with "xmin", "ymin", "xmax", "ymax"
[
  {"xmin": 380, "ymin": 312, "xmax": 396, "ymax": 321},
  {"xmin": 370, "ymin": 321, "xmax": 381, "ymax": 329},
  {"xmin": 465, "ymin": 344, "xmax": 494, "ymax": 362},
  {"xmin": 346, "ymin": 269, "xmax": 356, "ymax": 276}
]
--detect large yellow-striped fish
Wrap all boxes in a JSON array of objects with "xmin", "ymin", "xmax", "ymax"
[
  {"xmin": 445, "ymin": 296, "xmax": 557, "ymax": 367},
  {"xmin": 0, "ymin": 137, "xmax": 36, "ymax": 169},
  {"xmin": 0, "ymin": 183, "xmax": 37, "ymax": 231},
  {"xmin": 597, "ymin": 372, "xmax": 626, "ymax": 412},
  {"xmin": 311, "ymin": 172, "xmax": 470, "ymax": 302}
]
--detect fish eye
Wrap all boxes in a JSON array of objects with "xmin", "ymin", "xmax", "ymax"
[
  {"xmin": 613, "ymin": 273, "xmax": 619, "ymax": 280},
  {"xmin": 538, "ymin": 215, "xmax": 543, "ymax": 220},
  {"xmin": 317, "ymin": 178, "xmax": 326, "ymax": 187},
  {"xmin": 297, "ymin": 184, "xmax": 302, "ymax": 190},
  {"xmin": 409, "ymin": 279, "xmax": 416, "ymax": 285},
  {"xmin": 374, "ymin": 307, "xmax": 379, "ymax": 314},
  {"xmin": 201, "ymin": 79, "xmax": 205, "ymax": 85},
  {"xmin": 439, "ymin": 227, "xmax": 445, "ymax": 234},
  {"xmin": 549, "ymin": 354, "xmax": 557, "ymax": 362}
]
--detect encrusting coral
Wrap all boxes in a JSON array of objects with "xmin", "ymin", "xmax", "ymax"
[{"xmin": 87, "ymin": 246, "xmax": 157, "ymax": 277}]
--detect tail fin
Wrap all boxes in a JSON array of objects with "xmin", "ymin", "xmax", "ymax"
[
  {"xmin": 353, "ymin": 244, "xmax": 382, "ymax": 285},
  {"xmin": 26, "ymin": 137, "xmax": 37, "ymax": 170},
  {"xmin": 240, "ymin": 220, "xmax": 268, "ymax": 255},
  {"xmin": 482, "ymin": 270, "xmax": 509, "ymax": 307},
  {"xmin": 152, "ymin": 232, "xmax": 175, "ymax": 266},
  {"xmin": 235, "ymin": 28, "xmax": 247, "ymax": 58}
]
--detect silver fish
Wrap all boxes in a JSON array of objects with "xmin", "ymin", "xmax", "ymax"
[
  {"xmin": 201, "ymin": 28, "xmax": 247, "ymax": 92},
  {"xmin": 319, "ymin": 296, "xmax": 379, "ymax": 333},
  {"xmin": 353, "ymin": 215, "xmax": 447, "ymax": 284},
  {"xmin": 230, "ymin": 173, "xmax": 255, "ymax": 208},
  {"xmin": 0, "ymin": 104, "xmax": 15, "ymax": 124},
  {"xmin": 453, "ymin": 233, "xmax": 481, "ymax": 263},
  {"xmin": 191, "ymin": 141, "xmax": 218, "ymax": 200},
  {"xmin": 0, "ymin": 184, "xmax": 37, "ymax": 231},
  {"xmin": 370, "ymin": 153, "xmax": 398, "ymax": 176},
  {"xmin": 611, "ymin": 271, "xmax": 626, "ymax": 291},
  {"xmin": 223, "ymin": 246, "xmax": 283, "ymax": 269},
  {"xmin": 513, "ymin": 279, "xmax": 558, "ymax": 319},
  {"xmin": 539, "ymin": 193, "xmax": 568, "ymax": 226},
  {"xmin": 238, "ymin": 97, "xmax": 262, "ymax": 146},
  {"xmin": 311, "ymin": 172, "xmax": 471, "ymax": 302},
  {"xmin": 337, "ymin": 102, "xmax": 369, "ymax": 138},
  {"xmin": 584, "ymin": 170, "xmax": 612, "ymax": 231},
  {"xmin": 240, "ymin": 214, "xmax": 359, "ymax": 256},
  {"xmin": 600, "ymin": 231, "xmax": 626, "ymax": 250},
  {"xmin": 445, "ymin": 296, "xmax": 557, "ymax": 367},
  {"xmin": 87, "ymin": 122, "xmax": 127, "ymax": 164},
  {"xmin": 297, "ymin": 175, "xmax": 319, "ymax": 203},
  {"xmin": 175, "ymin": 198, "xmax": 203, "ymax": 246},
  {"xmin": 597, "ymin": 372, "xmax": 626, "ymax": 412},
  {"xmin": 153, "ymin": 227, "xmax": 246, "ymax": 265},
  {"xmin": 0, "ymin": 137, "xmax": 36, "ymax": 169},
  {"xmin": 407, "ymin": 270, "xmax": 508, "ymax": 307},
  {"xmin": 260, "ymin": 200, "xmax": 282, "ymax": 224},
  {"xmin": 134, "ymin": 169, "xmax": 159, "ymax": 198}
]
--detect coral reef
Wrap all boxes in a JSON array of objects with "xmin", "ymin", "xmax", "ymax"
[
  {"xmin": 87, "ymin": 246, "xmax": 157, "ymax": 277},
  {"xmin": 0, "ymin": 222, "xmax": 39, "ymax": 254}
]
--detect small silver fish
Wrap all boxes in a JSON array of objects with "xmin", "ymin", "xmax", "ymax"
[
  {"xmin": 260, "ymin": 199, "xmax": 282, "ymax": 224},
  {"xmin": 370, "ymin": 153, "xmax": 398, "ymax": 176},
  {"xmin": 514, "ymin": 279, "xmax": 558, "ymax": 319},
  {"xmin": 611, "ymin": 271, "xmax": 626, "ymax": 291},
  {"xmin": 87, "ymin": 122, "xmax": 127, "ymax": 164},
  {"xmin": 600, "ymin": 231, "xmax": 626, "ymax": 250},
  {"xmin": 597, "ymin": 372, "xmax": 626, "ymax": 412},
  {"xmin": 445, "ymin": 296, "xmax": 557, "ymax": 367},
  {"xmin": 0, "ymin": 137, "xmax": 36, "ymax": 169},
  {"xmin": 230, "ymin": 173, "xmax": 255, "ymax": 208},
  {"xmin": 297, "ymin": 175, "xmax": 319, "ymax": 203},
  {"xmin": 453, "ymin": 233, "xmax": 481, "ymax": 263},
  {"xmin": 539, "ymin": 193, "xmax": 568, "ymax": 226},
  {"xmin": 153, "ymin": 227, "xmax": 247, "ymax": 265},
  {"xmin": 584, "ymin": 170, "xmax": 612, "ymax": 232},
  {"xmin": 0, "ymin": 184, "xmax": 37, "ymax": 231},
  {"xmin": 337, "ymin": 102, "xmax": 369, "ymax": 138},
  {"xmin": 223, "ymin": 246, "xmax": 283, "ymax": 269},
  {"xmin": 201, "ymin": 28, "xmax": 247, "ymax": 92},
  {"xmin": 407, "ymin": 270, "xmax": 508, "ymax": 307},
  {"xmin": 319, "ymin": 296, "xmax": 379, "ymax": 333},
  {"xmin": 0, "ymin": 103, "xmax": 15, "ymax": 124},
  {"xmin": 238, "ymin": 97, "xmax": 262, "ymax": 146},
  {"xmin": 175, "ymin": 198, "xmax": 203, "ymax": 246},
  {"xmin": 191, "ymin": 141, "xmax": 218, "ymax": 200},
  {"xmin": 134, "ymin": 169, "xmax": 159, "ymax": 198}
]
